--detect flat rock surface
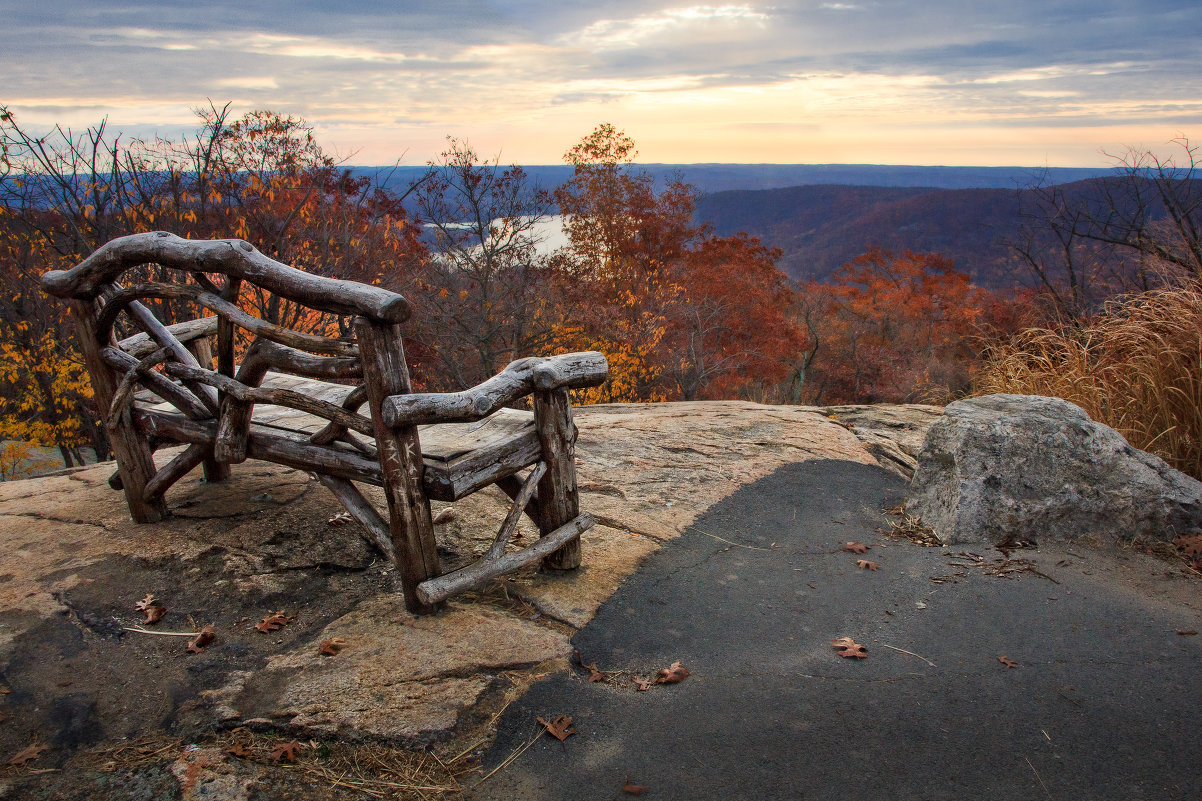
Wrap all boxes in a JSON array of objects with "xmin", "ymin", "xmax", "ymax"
[
  {"xmin": 472, "ymin": 460, "xmax": 1202, "ymax": 801},
  {"xmin": 0, "ymin": 401, "xmax": 927, "ymax": 798}
]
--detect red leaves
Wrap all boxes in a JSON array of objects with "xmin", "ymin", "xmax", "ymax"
[
  {"xmin": 225, "ymin": 743, "xmax": 254, "ymax": 759},
  {"xmin": 856, "ymin": 559, "xmax": 880, "ymax": 571},
  {"xmin": 254, "ymin": 611, "xmax": 295, "ymax": 634},
  {"xmin": 632, "ymin": 677, "xmax": 653, "ymax": 692},
  {"xmin": 623, "ymin": 776, "xmax": 649, "ymax": 795},
  {"xmin": 655, "ymin": 661, "xmax": 690, "ymax": 684},
  {"xmin": 831, "ymin": 637, "xmax": 868, "ymax": 659},
  {"xmin": 134, "ymin": 593, "xmax": 166, "ymax": 625},
  {"xmin": 186, "ymin": 625, "xmax": 216, "ymax": 654},
  {"xmin": 583, "ymin": 661, "xmax": 607, "ymax": 683},
  {"xmin": 998, "ymin": 656, "xmax": 1019, "ymax": 669},
  {"xmin": 269, "ymin": 740, "xmax": 301, "ymax": 763},
  {"xmin": 8, "ymin": 742, "xmax": 48, "ymax": 766},
  {"xmin": 842, "ymin": 542, "xmax": 870, "ymax": 554},
  {"xmin": 537, "ymin": 715, "xmax": 576, "ymax": 743},
  {"xmin": 319, "ymin": 638, "xmax": 346, "ymax": 656}
]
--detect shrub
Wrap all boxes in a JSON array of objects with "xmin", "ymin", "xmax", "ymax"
[{"xmin": 976, "ymin": 282, "xmax": 1202, "ymax": 479}]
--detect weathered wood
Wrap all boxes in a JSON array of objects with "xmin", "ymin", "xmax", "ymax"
[
  {"xmin": 119, "ymin": 316, "xmax": 219, "ymax": 359},
  {"xmin": 310, "ymin": 384, "xmax": 370, "ymax": 446},
  {"xmin": 383, "ymin": 351, "xmax": 608, "ymax": 428},
  {"xmin": 355, "ymin": 317, "xmax": 441, "ymax": 614},
  {"xmin": 70, "ymin": 298, "xmax": 166, "ymax": 522},
  {"xmin": 164, "ymin": 362, "xmax": 374, "ymax": 436},
  {"xmin": 533, "ymin": 387, "xmax": 582, "ymax": 570},
  {"xmin": 423, "ymin": 427, "xmax": 542, "ymax": 501},
  {"xmin": 416, "ymin": 513, "xmax": 594, "ymax": 606},
  {"xmin": 100, "ymin": 347, "xmax": 212, "ymax": 420},
  {"xmin": 96, "ymin": 282, "xmax": 359, "ymax": 357},
  {"xmin": 144, "ymin": 443, "xmax": 208, "ymax": 504},
  {"xmin": 497, "ymin": 473, "xmax": 541, "ymax": 524},
  {"xmin": 183, "ymin": 334, "xmax": 229, "ymax": 483},
  {"xmin": 41, "ymin": 231, "xmax": 411, "ymax": 322},
  {"xmin": 532, "ymin": 351, "xmax": 609, "ymax": 391},
  {"xmin": 487, "ymin": 462, "xmax": 546, "ymax": 560},
  {"xmin": 116, "ymin": 293, "xmax": 220, "ymax": 412},
  {"xmin": 134, "ymin": 410, "xmax": 383, "ymax": 485},
  {"xmin": 241, "ymin": 338, "xmax": 362, "ymax": 381},
  {"xmin": 315, "ymin": 474, "xmax": 397, "ymax": 562}
]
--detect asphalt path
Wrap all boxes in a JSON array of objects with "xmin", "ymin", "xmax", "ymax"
[{"xmin": 471, "ymin": 459, "xmax": 1202, "ymax": 801}]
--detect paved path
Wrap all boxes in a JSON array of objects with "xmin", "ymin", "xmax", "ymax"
[{"xmin": 472, "ymin": 460, "xmax": 1202, "ymax": 801}]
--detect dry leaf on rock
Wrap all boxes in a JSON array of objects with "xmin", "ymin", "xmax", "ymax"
[
  {"xmin": 857, "ymin": 560, "xmax": 880, "ymax": 571},
  {"xmin": 8, "ymin": 742, "xmax": 48, "ymax": 766},
  {"xmin": 633, "ymin": 677, "xmax": 653, "ymax": 691},
  {"xmin": 582, "ymin": 661, "xmax": 607, "ymax": 683},
  {"xmin": 1174, "ymin": 533, "xmax": 1202, "ymax": 558},
  {"xmin": 623, "ymin": 776, "xmax": 649, "ymax": 795},
  {"xmin": 831, "ymin": 637, "xmax": 868, "ymax": 658},
  {"xmin": 998, "ymin": 656, "xmax": 1019, "ymax": 669},
  {"xmin": 254, "ymin": 612, "xmax": 295, "ymax": 634},
  {"xmin": 186, "ymin": 624, "xmax": 216, "ymax": 654},
  {"xmin": 537, "ymin": 715, "xmax": 576, "ymax": 743},
  {"xmin": 269, "ymin": 740, "xmax": 301, "ymax": 763},
  {"xmin": 319, "ymin": 638, "xmax": 346, "ymax": 655},
  {"xmin": 327, "ymin": 511, "xmax": 352, "ymax": 526},
  {"xmin": 655, "ymin": 661, "xmax": 690, "ymax": 684},
  {"xmin": 842, "ymin": 542, "xmax": 870, "ymax": 554},
  {"xmin": 134, "ymin": 594, "xmax": 167, "ymax": 625},
  {"xmin": 225, "ymin": 743, "xmax": 253, "ymax": 758},
  {"xmin": 432, "ymin": 508, "xmax": 456, "ymax": 524}
]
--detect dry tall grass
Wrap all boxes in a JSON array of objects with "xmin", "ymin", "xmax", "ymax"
[{"xmin": 975, "ymin": 282, "xmax": 1202, "ymax": 480}]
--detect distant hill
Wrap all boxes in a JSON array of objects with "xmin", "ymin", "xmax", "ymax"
[
  {"xmin": 694, "ymin": 184, "xmax": 1032, "ymax": 287},
  {"xmin": 353, "ymin": 163, "xmax": 1117, "ymax": 197}
]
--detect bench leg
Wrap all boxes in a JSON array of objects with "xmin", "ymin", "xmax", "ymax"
[
  {"xmin": 70, "ymin": 298, "xmax": 168, "ymax": 523},
  {"xmin": 533, "ymin": 387, "xmax": 582, "ymax": 570},
  {"xmin": 355, "ymin": 317, "xmax": 441, "ymax": 614}
]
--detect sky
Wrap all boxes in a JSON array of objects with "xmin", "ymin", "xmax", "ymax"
[{"xmin": 3, "ymin": 1, "xmax": 1200, "ymax": 167}]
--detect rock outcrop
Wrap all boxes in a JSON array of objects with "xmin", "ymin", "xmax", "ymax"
[
  {"xmin": 906, "ymin": 394, "xmax": 1202, "ymax": 546},
  {"xmin": 0, "ymin": 401, "xmax": 933, "ymax": 750}
]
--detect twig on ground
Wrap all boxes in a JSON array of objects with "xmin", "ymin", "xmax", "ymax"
[
  {"xmin": 474, "ymin": 729, "xmax": 542, "ymax": 787},
  {"xmin": 1025, "ymin": 755, "xmax": 1053, "ymax": 800},
  {"xmin": 122, "ymin": 627, "xmax": 202, "ymax": 637},
  {"xmin": 880, "ymin": 644, "xmax": 936, "ymax": 667},
  {"xmin": 694, "ymin": 527, "xmax": 774, "ymax": 551}
]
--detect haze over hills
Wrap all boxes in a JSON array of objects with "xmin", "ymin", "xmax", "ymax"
[{"xmin": 357, "ymin": 163, "xmax": 1117, "ymax": 196}]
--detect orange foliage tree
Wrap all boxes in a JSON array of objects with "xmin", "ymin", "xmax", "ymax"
[
  {"xmin": 553, "ymin": 124, "xmax": 802, "ymax": 402},
  {"xmin": 798, "ymin": 247, "xmax": 1008, "ymax": 404}
]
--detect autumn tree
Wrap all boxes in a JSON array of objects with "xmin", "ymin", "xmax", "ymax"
[
  {"xmin": 410, "ymin": 139, "xmax": 557, "ymax": 389},
  {"xmin": 554, "ymin": 124, "xmax": 802, "ymax": 402},
  {"xmin": 799, "ymin": 248, "xmax": 1000, "ymax": 404}
]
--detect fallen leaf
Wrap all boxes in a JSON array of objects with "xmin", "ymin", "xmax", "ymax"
[
  {"xmin": 225, "ymin": 743, "xmax": 253, "ymax": 758},
  {"xmin": 142, "ymin": 605, "xmax": 167, "ymax": 625},
  {"xmin": 319, "ymin": 638, "xmax": 346, "ymax": 655},
  {"xmin": 655, "ymin": 661, "xmax": 690, "ymax": 684},
  {"xmin": 254, "ymin": 612, "xmax": 295, "ymax": 634},
  {"xmin": 8, "ymin": 742, "xmax": 48, "ymax": 766},
  {"xmin": 134, "ymin": 593, "xmax": 157, "ymax": 610},
  {"xmin": 857, "ymin": 560, "xmax": 880, "ymax": 571},
  {"xmin": 998, "ymin": 656, "xmax": 1019, "ymax": 668},
  {"xmin": 537, "ymin": 715, "xmax": 576, "ymax": 742},
  {"xmin": 186, "ymin": 624, "xmax": 216, "ymax": 654},
  {"xmin": 633, "ymin": 677, "xmax": 652, "ymax": 691},
  {"xmin": 623, "ymin": 776, "xmax": 649, "ymax": 795},
  {"xmin": 269, "ymin": 740, "xmax": 301, "ymax": 763},
  {"xmin": 1177, "ymin": 630, "xmax": 1198, "ymax": 636},
  {"xmin": 582, "ymin": 661, "xmax": 607, "ymax": 683},
  {"xmin": 842, "ymin": 542, "xmax": 870, "ymax": 554},
  {"xmin": 831, "ymin": 637, "xmax": 868, "ymax": 658},
  {"xmin": 432, "ymin": 507, "xmax": 457, "ymax": 524},
  {"xmin": 327, "ymin": 511, "xmax": 352, "ymax": 526},
  {"xmin": 1174, "ymin": 533, "xmax": 1202, "ymax": 558}
]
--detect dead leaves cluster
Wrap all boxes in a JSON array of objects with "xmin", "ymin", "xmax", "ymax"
[
  {"xmin": 1174, "ymin": 532, "xmax": 1202, "ymax": 571},
  {"xmin": 135, "ymin": 593, "xmax": 166, "ymax": 625},
  {"xmin": 254, "ymin": 611, "xmax": 295, "ymax": 634}
]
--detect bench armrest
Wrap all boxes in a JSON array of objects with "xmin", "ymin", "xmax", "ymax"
[
  {"xmin": 382, "ymin": 351, "xmax": 607, "ymax": 428},
  {"xmin": 118, "ymin": 316, "xmax": 220, "ymax": 359}
]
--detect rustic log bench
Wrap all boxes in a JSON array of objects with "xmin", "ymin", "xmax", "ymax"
[{"xmin": 40, "ymin": 231, "xmax": 607, "ymax": 613}]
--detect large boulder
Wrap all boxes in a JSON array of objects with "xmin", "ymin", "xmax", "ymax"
[{"xmin": 907, "ymin": 394, "xmax": 1202, "ymax": 545}]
